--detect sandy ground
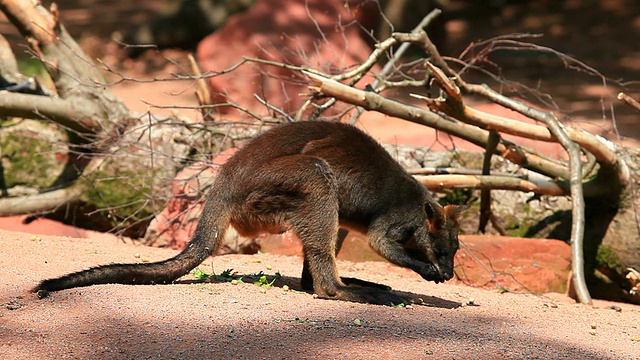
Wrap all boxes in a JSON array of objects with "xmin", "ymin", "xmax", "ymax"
[{"xmin": 1, "ymin": 229, "xmax": 639, "ymax": 360}]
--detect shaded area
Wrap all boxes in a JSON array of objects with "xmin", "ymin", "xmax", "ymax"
[{"xmin": 1, "ymin": 290, "xmax": 626, "ymax": 360}]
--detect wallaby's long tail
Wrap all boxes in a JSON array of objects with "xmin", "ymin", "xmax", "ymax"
[{"xmin": 33, "ymin": 196, "xmax": 230, "ymax": 293}]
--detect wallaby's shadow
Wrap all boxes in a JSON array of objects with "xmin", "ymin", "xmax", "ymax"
[{"xmin": 176, "ymin": 273, "xmax": 461, "ymax": 309}]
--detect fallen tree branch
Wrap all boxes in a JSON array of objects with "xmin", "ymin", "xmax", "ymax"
[
  {"xmin": 416, "ymin": 174, "xmax": 566, "ymax": 196},
  {"xmin": 407, "ymin": 167, "xmax": 525, "ymax": 177},
  {"xmin": 0, "ymin": 0, "xmax": 129, "ymax": 134},
  {"xmin": 0, "ymin": 185, "xmax": 84, "ymax": 215},
  {"xmin": 389, "ymin": 29, "xmax": 627, "ymax": 188},
  {"xmin": 306, "ymin": 71, "xmax": 572, "ymax": 181},
  {"xmin": 464, "ymin": 84, "xmax": 627, "ymax": 185},
  {"xmin": 618, "ymin": 92, "xmax": 640, "ymax": 112},
  {"xmin": 466, "ymin": 85, "xmax": 592, "ymax": 304},
  {"xmin": 479, "ymin": 131, "xmax": 501, "ymax": 233},
  {"xmin": 390, "ymin": 27, "xmax": 633, "ymax": 304},
  {"xmin": 0, "ymin": 91, "xmax": 102, "ymax": 132}
]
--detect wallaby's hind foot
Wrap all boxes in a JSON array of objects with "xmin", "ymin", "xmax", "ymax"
[
  {"xmin": 340, "ymin": 277, "xmax": 392, "ymax": 291},
  {"xmin": 301, "ymin": 276, "xmax": 391, "ymax": 291},
  {"xmin": 316, "ymin": 285, "xmax": 412, "ymax": 306}
]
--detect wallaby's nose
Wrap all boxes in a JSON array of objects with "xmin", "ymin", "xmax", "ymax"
[{"xmin": 435, "ymin": 264, "xmax": 453, "ymax": 282}]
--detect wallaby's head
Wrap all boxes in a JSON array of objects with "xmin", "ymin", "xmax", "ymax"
[{"xmin": 406, "ymin": 202, "xmax": 468, "ymax": 283}]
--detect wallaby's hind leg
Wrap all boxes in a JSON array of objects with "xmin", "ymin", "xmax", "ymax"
[
  {"xmin": 301, "ymin": 228, "xmax": 391, "ymax": 291},
  {"xmin": 301, "ymin": 227, "xmax": 347, "ymax": 291}
]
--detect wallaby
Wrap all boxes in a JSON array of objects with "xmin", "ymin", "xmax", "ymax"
[{"xmin": 34, "ymin": 121, "xmax": 466, "ymax": 306}]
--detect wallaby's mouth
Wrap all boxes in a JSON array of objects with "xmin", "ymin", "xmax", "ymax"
[
  {"xmin": 405, "ymin": 248, "xmax": 453, "ymax": 283},
  {"xmin": 430, "ymin": 262, "xmax": 454, "ymax": 283}
]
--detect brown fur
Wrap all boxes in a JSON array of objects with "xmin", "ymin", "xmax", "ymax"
[{"xmin": 34, "ymin": 121, "xmax": 466, "ymax": 306}]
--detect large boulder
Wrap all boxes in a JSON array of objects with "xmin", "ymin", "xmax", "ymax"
[
  {"xmin": 196, "ymin": 0, "xmax": 378, "ymax": 120},
  {"xmin": 454, "ymin": 235, "xmax": 571, "ymax": 294}
]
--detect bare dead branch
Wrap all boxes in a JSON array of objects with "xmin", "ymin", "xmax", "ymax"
[
  {"xmin": 0, "ymin": 91, "xmax": 102, "ymax": 132},
  {"xmin": 0, "ymin": 0, "xmax": 130, "ymax": 134},
  {"xmin": 187, "ymin": 53, "xmax": 213, "ymax": 121},
  {"xmin": 463, "ymin": 82, "xmax": 592, "ymax": 304},
  {"xmin": 479, "ymin": 131, "xmax": 501, "ymax": 233},
  {"xmin": 416, "ymin": 174, "xmax": 566, "ymax": 196},
  {"xmin": 305, "ymin": 71, "xmax": 572, "ymax": 181},
  {"xmin": 323, "ymin": 35, "xmax": 395, "ymax": 83},
  {"xmin": 407, "ymin": 167, "xmax": 525, "ymax": 178},
  {"xmin": 464, "ymin": 84, "xmax": 628, "ymax": 185},
  {"xmin": 348, "ymin": 8, "xmax": 442, "ymax": 119},
  {"xmin": 0, "ymin": 185, "xmax": 84, "ymax": 215},
  {"xmin": 0, "ymin": 33, "xmax": 26, "ymax": 84},
  {"xmin": 0, "ymin": 0, "xmax": 56, "ymax": 46},
  {"xmin": 401, "ymin": 26, "xmax": 597, "ymax": 303},
  {"xmin": 618, "ymin": 92, "xmax": 640, "ymax": 112}
]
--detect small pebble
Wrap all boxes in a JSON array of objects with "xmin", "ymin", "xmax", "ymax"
[
  {"xmin": 312, "ymin": 294, "xmax": 319, "ymax": 299},
  {"xmin": 590, "ymin": 322, "xmax": 597, "ymax": 329},
  {"xmin": 230, "ymin": 279, "xmax": 239, "ymax": 285},
  {"xmin": 282, "ymin": 285, "xmax": 290, "ymax": 291},
  {"xmin": 588, "ymin": 329, "xmax": 596, "ymax": 336},
  {"xmin": 266, "ymin": 264, "xmax": 272, "ymax": 270},
  {"xmin": 133, "ymin": 253, "xmax": 140, "ymax": 258}
]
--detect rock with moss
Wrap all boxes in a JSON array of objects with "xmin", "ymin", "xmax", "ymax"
[{"xmin": 0, "ymin": 119, "xmax": 66, "ymax": 189}]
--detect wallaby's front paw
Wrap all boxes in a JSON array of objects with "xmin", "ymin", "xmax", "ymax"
[{"xmin": 416, "ymin": 263, "xmax": 443, "ymax": 283}]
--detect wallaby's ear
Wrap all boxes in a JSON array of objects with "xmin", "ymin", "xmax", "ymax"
[
  {"xmin": 425, "ymin": 202, "xmax": 446, "ymax": 233},
  {"xmin": 425, "ymin": 201, "xmax": 443, "ymax": 221},
  {"xmin": 444, "ymin": 204, "xmax": 469, "ymax": 220}
]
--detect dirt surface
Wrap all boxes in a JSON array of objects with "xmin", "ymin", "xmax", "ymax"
[{"xmin": 1, "ymin": 229, "xmax": 639, "ymax": 360}]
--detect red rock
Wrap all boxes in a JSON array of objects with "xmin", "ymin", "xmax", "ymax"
[
  {"xmin": 196, "ymin": 0, "xmax": 378, "ymax": 120},
  {"xmin": 453, "ymin": 235, "xmax": 571, "ymax": 294},
  {"xmin": 0, "ymin": 215, "xmax": 86, "ymax": 238}
]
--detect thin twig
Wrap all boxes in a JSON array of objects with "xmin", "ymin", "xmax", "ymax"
[{"xmin": 349, "ymin": 8, "xmax": 442, "ymax": 124}]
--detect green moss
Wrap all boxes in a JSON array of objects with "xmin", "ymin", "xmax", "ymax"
[
  {"xmin": 81, "ymin": 160, "xmax": 160, "ymax": 228},
  {"xmin": 0, "ymin": 131, "xmax": 62, "ymax": 188},
  {"xmin": 596, "ymin": 245, "xmax": 624, "ymax": 273}
]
